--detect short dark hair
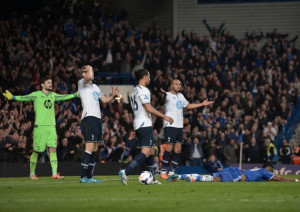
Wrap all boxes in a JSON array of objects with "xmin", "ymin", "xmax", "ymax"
[
  {"xmin": 134, "ymin": 69, "xmax": 149, "ymax": 82},
  {"xmin": 40, "ymin": 76, "xmax": 52, "ymax": 84},
  {"xmin": 80, "ymin": 65, "xmax": 89, "ymax": 73},
  {"xmin": 263, "ymin": 163, "xmax": 274, "ymax": 169}
]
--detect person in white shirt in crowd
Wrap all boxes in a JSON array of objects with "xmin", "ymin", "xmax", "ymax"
[{"xmin": 263, "ymin": 122, "xmax": 277, "ymax": 142}]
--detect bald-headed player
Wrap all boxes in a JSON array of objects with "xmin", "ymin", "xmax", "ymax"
[{"xmin": 160, "ymin": 79, "xmax": 214, "ymax": 179}]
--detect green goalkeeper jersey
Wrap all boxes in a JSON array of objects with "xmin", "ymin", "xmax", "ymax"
[{"xmin": 14, "ymin": 91, "xmax": 76, "ymax": 126}]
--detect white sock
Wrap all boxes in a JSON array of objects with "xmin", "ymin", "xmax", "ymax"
[{"xmin": 196, "ymin": 175, "xmax": 213, "ymax": 182}]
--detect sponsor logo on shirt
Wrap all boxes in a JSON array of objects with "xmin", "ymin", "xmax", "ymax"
[
  {"xmin": 93, "ymin": 91, "xmax": 99, "ymax": 101},
  {"xmin": 176, "ymin": 100, "xmax": 183, "ymax": 109},
  {"xmin": 44, "ymin": 100, "xmax": 52, "ymax": 109}
]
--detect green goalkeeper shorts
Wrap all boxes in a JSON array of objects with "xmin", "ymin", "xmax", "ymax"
[{"xmin": 33, "ymin": 125, "xmax": 57, "ymax": 152}]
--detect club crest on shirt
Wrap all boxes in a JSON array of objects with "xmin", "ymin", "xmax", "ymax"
[
  {"xmin": 92, "ymin": 91, "xmax": 99, "ymax": 101},
  {"xmin": 176, "ymin": 100, "xmax": 183, "ymax": 109}
]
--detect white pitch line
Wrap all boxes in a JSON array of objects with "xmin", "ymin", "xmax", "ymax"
[
  {"xmin": 0, "ymin": 197, "xmax": 179, "ymax": 202},
  {"xmin": 0, "ymin": 198, "xmax": 287, "ymax": 203}
]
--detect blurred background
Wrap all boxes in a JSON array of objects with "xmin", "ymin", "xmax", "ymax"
[{"xmin": 0, "ymin": 0, "xmax": 299, "ymax": 176}]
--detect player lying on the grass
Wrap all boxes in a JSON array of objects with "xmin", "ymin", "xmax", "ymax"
[
  {"xmin": 2, "ymin": 76, "xmax": 79, "ymax": 180},
  {"xmin": 167, "ymin": 164, "xmax": 299, "ymax": 182}
]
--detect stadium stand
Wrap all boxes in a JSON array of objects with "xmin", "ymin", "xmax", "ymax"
[{"xmin": 0, "ymin": 0, "xmax": 299, "ymax": 170}]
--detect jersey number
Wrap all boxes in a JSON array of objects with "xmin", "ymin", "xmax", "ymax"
[{"xmin": 130, "ymin": 96, "xmax": 138, "ymax": 111}]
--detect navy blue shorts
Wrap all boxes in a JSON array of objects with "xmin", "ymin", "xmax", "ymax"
[
  {"xmin": 213, "ymin": 167, "xmax": 242, "ymax": 182},
  {"xmin": 81, "ymin": 116, "xmax": 103, "ymax": 142},
  {"xmin": 136, "ymin": 127, "xmax": 155, "ymax": 148},
  {"xmin": 164, "ymin": 127, "xmax": 184, "ymax": 144}
]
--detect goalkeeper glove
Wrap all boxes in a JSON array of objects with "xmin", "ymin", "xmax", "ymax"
[
  {"xmin": 74, "ymin": 92, "xmax": 80, "ymax": 98},
  {"xmin": 2, "ymin": 90, "xmax": 15, "ymax": 100}
]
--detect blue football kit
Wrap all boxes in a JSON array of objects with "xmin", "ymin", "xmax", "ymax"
[
  {"xmin": 213, "ymin": 167, "xmax": 274, "ymax": 182},
  {"xmin": 243, "ymin": 168, "xmax": 274, "ymax": 182}
]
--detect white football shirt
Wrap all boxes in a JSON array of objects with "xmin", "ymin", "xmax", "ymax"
[
  {"xmin": 163, "ymin": 92, "xmax": 189, "ymax": 128},
  {"xmin": 130, "ymin": 85, "xmax": 152, "ymax": 130},
  {"xmin": 78, "ymin": 78, "xmax": 104, "ymax": 120}
]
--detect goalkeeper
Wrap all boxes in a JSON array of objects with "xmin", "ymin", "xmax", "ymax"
[{"xmin": 2, "ymin": 76, "xmax": 79, "ymax": 180}]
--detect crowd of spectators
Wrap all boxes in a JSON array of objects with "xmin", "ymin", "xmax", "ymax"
[{"xmin": 0, "ymin": 0, "xmax": 300, "ymax": 168}]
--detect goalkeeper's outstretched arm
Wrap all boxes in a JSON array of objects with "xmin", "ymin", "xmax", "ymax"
[
  {"xmin": 2, "ymin": 90, "xmax": 37, "ymax": 101},
  {"xmin": 54, "ymin": 92, "xmax": 79, "ymax": 101}
]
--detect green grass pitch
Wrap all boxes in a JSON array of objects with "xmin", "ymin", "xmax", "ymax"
[{"xmin": 0, "ymin": 175, "xmax": 299, "ymax": 212}]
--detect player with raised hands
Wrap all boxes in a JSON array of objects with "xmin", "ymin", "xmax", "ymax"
[
  {"xmin": 3, "ymin": 76, "xmax": 79, "ymax": 180},
  {"xmin": 78, "ymin": 65, "xmax": 120, "ymax": 183},
  {"xmin": 160, "ymin": 79, "xmax": 214, "ymax": 179}
]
